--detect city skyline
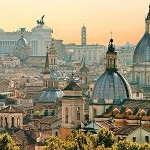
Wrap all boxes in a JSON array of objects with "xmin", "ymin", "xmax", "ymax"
[{"xmin": 0, "ymin": 0, "xmax": 149, "ymax": 45}]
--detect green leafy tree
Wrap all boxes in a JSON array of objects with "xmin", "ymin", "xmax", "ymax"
[
  {"xmin": 115, "ymin": 139, "xmax": 139, "ymax": 150},
  {"xmin": 62, "ymin": 141, "xmax": 77, "ymax": 150},
  {"xmin": 89, "ymin": 134, "xmax": 98, "ymax": 148},
  {"xmin": 0, "ymin": 133, "xmax": 19, "ymax": 150},
  {"xmin": 139, "ymin": 142, "xmax": 150, "ymax": 150},
  {"xmin": 97, "ymin": 128, "xmax": 115, "ymax": 148},
  {"xmin": 43, "ymin": 136, "xmax": 63, "ymax": 150},
  {"xmin": 96, "ymin": 144, "xmax": 106, "ymax": 150},
  {"xmin": 66, "ymin": 130, "xmax": 94, "ymax": 150}
]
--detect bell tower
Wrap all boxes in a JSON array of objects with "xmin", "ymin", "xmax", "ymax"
[
  {"xmin": 60, "ymin": 75, "xmax": 85, "ymax": 140},
  {"xmin": 105, "ymin": 39, "xmax": 118, "ymax": 72},
  {"xmin": 43, "ymin": 47, "xmax": 50, "ymax": 89},
  {"xmin": 81, "ymin": 24, "xmax": 86, "ymax": 46},
  {"xmin": 48, "ymin": 38, "xmax": 58, "ymax": 67}
]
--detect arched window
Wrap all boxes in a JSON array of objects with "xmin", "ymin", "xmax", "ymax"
[
  {"xmin": 51, "ymin": 58, "xmax": 53, "ymax": 64},
  {"xmin": 65, "ymin": 107, "xmax": 68, "ymax": 123},
  {"xmin": 77, "ymin": 107, "xmax": 80, "ymax": 120},
  {"xmin": 5, "ymin": 117, "xmax": 8, "ymax": 128},
  {"xmin": 0, "ymin": 117, "xmax": 3, "ymax": 127},
  {"xmin": 12, "ymin": 117, "xmax": 14, "ymax": 127},
  {"xmin": 148, "ymin": 74, "xmax": 150, "ymax": 85},
  {"xmin": 93, "ymin": 108, "xmax": 97, "ymax": 117},
  {"xmin": 45, "ymin": 80, "xmax": 48, "ymax": 88}
]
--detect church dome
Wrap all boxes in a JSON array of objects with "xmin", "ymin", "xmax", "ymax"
[
  {"xmin": 133, "ymin": 5, "xmax": 150, "ymax": 64},
  {"xmin": 92, "ymin": 38, "xmax": 132, "ymax": 105},
  {"xmin": 37, "ymin": 89, "xmax": 64, "ymax": 103},
  {"xmin": 92, "ymin": 71, "xmax": 132, "ymax": 104},
  {"xmin": 133, "ymin": 34, "xmax": 150, "ymax": 64},
  {"xmin": 15, "ymin": 35, "xmax": 30, "ymax": 49}
]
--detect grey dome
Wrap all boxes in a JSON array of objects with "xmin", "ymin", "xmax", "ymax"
[
  {"xmin": 37, "ymin": 89, "xmax": 64, "ymax": 103},
  {"xmin": 92, "ymin": 71, "xmax": 132, "ymax": 104},
  {"xmin": 133, "ymin": 34, "xmax": 150, "ymax": 64},
  {"xmin": 15, "ymin": 35, "xmax": 30, "ymax": 49}
]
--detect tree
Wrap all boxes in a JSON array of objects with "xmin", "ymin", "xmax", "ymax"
[
  {"xmin": 139, "ymin": 143, "xmax": 150, "ymax": 150},
  {"xmin": 97, "ymin": 128, "xmax": 115, "ymax": 148},
  {"xmin": 115, "ymin": 139, "xmax": 139, "ymax": 150},
  {"xmin": 43, "ymin": 136, "xmax": 63, "ymax": 150},
  {"xmin": 66, "ymin": 130, "xmax": 94, "ymax": 150},
  {"xmin": 0, "ymin": 133, "xmax": 19, "ymax": 150}
]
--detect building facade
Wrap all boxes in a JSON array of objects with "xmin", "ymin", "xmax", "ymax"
[
  {"xmin": 131, "ymin": 5, "xmax": 150, "ymax": 87},
  {"xmin": 65, "ymin": 25, "xmax": 106, "ymax": 64},
  {"xmin": 0, "ymin": 16, "xmax": 52, "ymax": 56}
]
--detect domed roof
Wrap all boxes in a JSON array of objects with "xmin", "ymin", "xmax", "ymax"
[
  {"xmin": 92, "ymin": 71, "xmax": 132, "ymax": 105},
  {"xmin": 15, "ymin": 35, "xmax": 30, "ymax": 49},
  {"xmin": 37, "ymin": 89, "xmax": 64, "ymax": 103},
  {"xmin": 133, "ymin": 34, "xmax": 150, "ymax": 64}
]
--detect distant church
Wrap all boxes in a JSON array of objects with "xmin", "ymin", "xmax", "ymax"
[{"xmin": 131, "ymin": 5, "xmax": 150, "ymax": 99}]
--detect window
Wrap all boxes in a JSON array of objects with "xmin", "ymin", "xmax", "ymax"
[
  {"xmin": 145, "ymin": 136, "xmax": 149, "ymax": 143},
  {"xmin": 133, "ymin": 137, "xmax": 136, "ymax": 142},
  {"xmin": 77, "ymin": 107, "xmax": 80, "ymax": 120},
  {"xmin": 0, "ymin": 117, "xmax": 3, "ymax": 127},
  {"xmin": 136, "ymin": 92, "xmax": 139, "ymax": 97},
  {"xmin": 148, "ymin": 75, "xmax": 150, "ymax": 85},
  {"xmin": 55, "ymin": 132, "xmax": 58, "ymax": 137},
  {"xmin": 118, "ymin": 137, "xmax": 121, "ymax": 142},
  {"xmin": 11, "ymin": 117, "xmax": 14, "ymax": 127},
  {"xmin": 93, "ymin": 108, "xmax": 97, "ymax": 117},
  {"xmin": 45, "ymin": 80, "xmax": 48, "ymax": 88},
  {"xmin": 5, "ymin": 117, "xmax": 8, "ymax": 128},
  {"xmin": 65, "ymin": 107, "xmax": 68, "ymax": 123}
]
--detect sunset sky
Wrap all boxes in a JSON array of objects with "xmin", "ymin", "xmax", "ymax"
[{"xmin": 0, "ymin": 0, "xmax": 149, "ymax": 45}]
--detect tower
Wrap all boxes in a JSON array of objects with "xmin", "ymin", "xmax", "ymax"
[
  {"xmin": 145, "ymin": 5, "xmax": 150, "ymax": 34},
  {"xmin": 48, "ymin": 38, "xmax": 58, "ymax": 67},
  {"xmin": 105, "ymin": 39, "xmax": 118, "ymax": 71},
  {"xmin": 79, "ymin": 62, "xmax": 90, "ymax": 84},
  {"xmin": 43, "ymin": 47, "xmax": 50, "ymax": 90},
  {"xmin": 81, "ymin": 24, "xmax": 86, "ymax": 46},
  {"xmin": 60, "ymin": 75, "xmax": 85, "ymax": 140}
]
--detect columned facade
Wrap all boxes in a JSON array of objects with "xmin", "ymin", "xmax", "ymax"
[
  {"xmin": 0, "ymin": 106, "xmax": 23, "ymax": 129},
  {"xmin": 0, "ymin": 16, "xmax": 53, "ymax": 56}
]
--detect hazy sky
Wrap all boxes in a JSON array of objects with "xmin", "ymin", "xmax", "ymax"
[{"xmin": 0, "ymin": 0, "xmax": 149, "ymax": 45}]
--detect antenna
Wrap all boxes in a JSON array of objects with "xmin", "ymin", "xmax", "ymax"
[{"xmin": 110, "ymin": 30, "xmax": 113, "ymax": 39}]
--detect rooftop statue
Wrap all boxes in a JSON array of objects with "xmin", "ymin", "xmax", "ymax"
[{"xmin": 37, "ymin": 15, "xmax": 45, "ymax": 26}]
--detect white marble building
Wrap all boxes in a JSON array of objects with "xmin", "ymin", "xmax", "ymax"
[
  {"xmin": 0, "ymin": 16, "xmax": 53, "ymax": 56},
  {"xmin": 66, "ymin": 44, "xmax": 106, "ymax": 64},
  {"xmin": 65, "ymin": 25, "xmax": 106, "ymax": 64}
]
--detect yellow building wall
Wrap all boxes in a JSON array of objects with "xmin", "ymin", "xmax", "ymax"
[{"xmin": 60, "ymin": 128, "xmax": 72, "ymax": 141}]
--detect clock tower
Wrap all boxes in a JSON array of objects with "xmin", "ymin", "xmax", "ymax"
[{"xmin": 81, "ymin": 24, "xmax": 86, "ymax": 46}]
